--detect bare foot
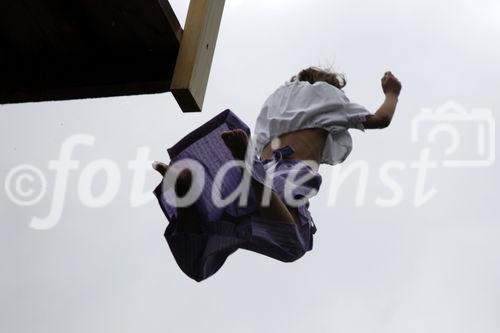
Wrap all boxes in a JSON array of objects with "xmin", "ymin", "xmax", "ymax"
[
  {"xmin": 152, "ymin": 161, "xmax": 192, "ymax": 197},
  {"xmin": 221, "ymin": 129, "xmax": 249, "ymax": 160}
]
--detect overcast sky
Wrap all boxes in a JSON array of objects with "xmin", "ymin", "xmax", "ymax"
[{"xmin": 1, "ymin": 1, "xmax": 499, "ymax": 332}]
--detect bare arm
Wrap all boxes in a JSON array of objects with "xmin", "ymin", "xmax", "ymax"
[{"xmin": 363, "ymin": 71, "xmax": 402, "ymax": 129}]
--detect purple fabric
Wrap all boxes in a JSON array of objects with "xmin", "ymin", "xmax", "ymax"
[{"xmin": 154, "ymin": 110, "xmax": 322, "ymax": 282}]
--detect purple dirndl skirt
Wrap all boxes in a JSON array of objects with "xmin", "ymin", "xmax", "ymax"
[{"xmin": 154, "ymin": 110, "xmax": 322, "ymax": 282}]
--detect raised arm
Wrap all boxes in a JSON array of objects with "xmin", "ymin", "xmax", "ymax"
[{"xmin": 363, "ymin": 71, "xmax": 402, "ymax": 129}]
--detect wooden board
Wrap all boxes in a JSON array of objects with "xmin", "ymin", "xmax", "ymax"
[{"xmin": 0, "ymin": 0, "xmax": 182, "ymax": 104}]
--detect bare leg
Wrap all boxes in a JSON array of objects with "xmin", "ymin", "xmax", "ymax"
[
  {"xmin": 152, "ymin": 162, "xmax": 202, "ymax": 233},
  {"xmin": 221, "ymin": 130, "xmax": 300, "ymax": 225}
]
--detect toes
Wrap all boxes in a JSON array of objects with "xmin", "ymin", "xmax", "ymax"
[
  {"xmin": 237, "ymin": 129, "xmax": 249, "ymax": 140},
  {"xmin": 233, "ymin": 129, "xmax": 245, "ymax": 136},
  {"xmin": 221, "ymin": 131, "xmax": 233, "ymax": 142},
  {"xmin": 152, "ymin": 161, "xmax": 169, "ymax": 176},
  {"xmin": 221, "ymin": 130, "xmax": 238, "ymax": 142},
  {"xmin": 221, "ymin": 130, "xmax": 248, "ymax": 153}
]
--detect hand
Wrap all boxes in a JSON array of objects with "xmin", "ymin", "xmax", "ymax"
[{"xmin": 381, "ymin": 71, "xmax": 402, "ymax": 97}]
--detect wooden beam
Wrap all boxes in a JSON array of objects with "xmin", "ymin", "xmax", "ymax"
[{"xmin": 170, "ymin": 0, "xmax": 226, "ymax": 112}]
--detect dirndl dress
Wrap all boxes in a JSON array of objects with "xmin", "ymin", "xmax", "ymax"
[{"xmin": 154, "ymin": 110, "xmax": 322, "ymax": 282}]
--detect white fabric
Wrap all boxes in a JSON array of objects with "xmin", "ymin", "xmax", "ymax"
[{"xmin": 253, "ymin": 80, "xmax": 372, "ymax": 165}]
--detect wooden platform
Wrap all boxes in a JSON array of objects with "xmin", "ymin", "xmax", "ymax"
[{"xmin": 0, "ymin": 0, "xmax": 225, "ymax": 112}]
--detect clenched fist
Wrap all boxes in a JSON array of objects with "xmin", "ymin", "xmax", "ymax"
[{"xmin": 381, "ymin": 71, "xmax": 402, "ymax": 97}]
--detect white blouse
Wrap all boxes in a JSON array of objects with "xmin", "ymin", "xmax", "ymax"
[{"xmin": 253, "ymin": 80, "xmax": 372, "ymax": 165}]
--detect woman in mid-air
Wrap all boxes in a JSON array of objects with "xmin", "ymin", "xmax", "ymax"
[{"xmin": 153, "ymin": 67, "xmax": 402, "ymax": 282}]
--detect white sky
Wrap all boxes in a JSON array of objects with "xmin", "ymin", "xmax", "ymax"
[{"xmin": 1, "ymin": 1, "xmax": 499, "ymax": 332}]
